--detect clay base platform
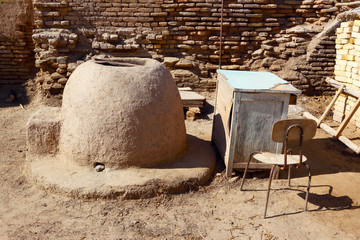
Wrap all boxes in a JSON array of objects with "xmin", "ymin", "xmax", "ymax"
[{"xmin": 25, "ymin": 135, "xmax": 216, "ymax": 199}]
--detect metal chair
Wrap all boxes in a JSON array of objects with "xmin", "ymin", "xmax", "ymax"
[{"xmin": 240, "ymin": 119, "xmax": 317, "ymax": 218}]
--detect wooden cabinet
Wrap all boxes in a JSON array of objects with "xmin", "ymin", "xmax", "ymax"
[{"xmin": 212, "ymin": 70, "xmax": 301, "ymax": 177}]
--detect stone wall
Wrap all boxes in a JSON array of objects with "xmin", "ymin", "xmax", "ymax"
[
  {"xmin": 32, "ymin": 0, "xmax": 343, "ymax": 94},
  {"xmin": 0, "ymin": 0, "xmax": 34, "ymax": 85},
  {"xmin": 2, "ymin": 0, "xmax": 358, "ymax": 93},
  {"xmin": 333, "ymin": 17, "xmax": 360, "ymax": 128}
]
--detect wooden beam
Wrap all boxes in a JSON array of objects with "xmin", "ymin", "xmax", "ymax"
[
  {"xmin": 335, "ymin": 97, "xmax": 360, "ymax": 138},
  {"xmin": 325, "ymin": 77, "xmax": 360, "ymax": 138},
  {"xmin": 303, "ymin": 112, "xmax": 360, "ymax": 154},
  {"xmin": 326, "ymin": 77, "xmax": 360, "ymax": 99},
  {"xmin": 317, "ymin": 85, "xmax": 344, "ymax": 127}
]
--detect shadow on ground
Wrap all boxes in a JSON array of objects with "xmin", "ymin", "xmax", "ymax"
[
  {"xmin": 298, "ymin": 185, "xmax": 355, "ymax": 210},
  {"xmin": 251, "ymin": 185, "xmax": 359, "ymax": 219},
  {"xmin": 0, "ymin": 85, "xmax": 29, "ymax": 108},
  {"xmin": 286, "ymin": 137, "xmax": 360, "ymax": 178}
]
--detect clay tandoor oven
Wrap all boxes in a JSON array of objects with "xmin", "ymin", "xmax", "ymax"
[{"xmin": 26, "ymin": 58, "xmax": 215, "ymax": 198}]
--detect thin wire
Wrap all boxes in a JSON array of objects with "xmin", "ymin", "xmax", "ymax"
[{"xmin": 219, "ymin": 0, "xmax": 224, "ymax": 69}]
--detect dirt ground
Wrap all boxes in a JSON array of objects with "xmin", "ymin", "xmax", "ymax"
[{"xmin": 1, "ymin": 88, "xmax": 360, "ymax": 240}]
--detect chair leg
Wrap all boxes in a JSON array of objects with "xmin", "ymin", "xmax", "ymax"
[
  {"xmin": 288, "ymin": 165, "xmax": 292, "ymax": 187},
  {"xmin": 264, "ymin": 165, "xmax": 276, "ymax": 218},
  {"xmin": 240, "ymin": 152, "xmax": 258, "ymax": 190},
  {"xmin": 303, "ymin": 162, "xmax": 311, "ymax": 211}
]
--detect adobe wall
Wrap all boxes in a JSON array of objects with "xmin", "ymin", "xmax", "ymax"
[
  {"xmin": 0, "ymin": 0, "xmax": 34, "ymax": 84},
  {"xmin": 1, "ymin": 0, "xmax": 358, "ymax": 94}
]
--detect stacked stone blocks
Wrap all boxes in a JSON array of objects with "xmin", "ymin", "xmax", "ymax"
[{"xmin": 334, "ymin": 20, "xmax": 360, "ymax": 127}]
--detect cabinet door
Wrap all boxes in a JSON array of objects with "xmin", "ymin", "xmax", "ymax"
[{"xmin": 232, "ymin": 92, "xmax": 289, "ymax": 164}]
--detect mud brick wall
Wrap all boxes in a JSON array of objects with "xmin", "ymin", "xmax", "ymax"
[
  {"xmin": 30, "ymin": 0, "xmax": 345, "ymax": 94},
  {"xmin": 302, "ymin": 32, "xmax": 337, "ymax": 93},
  {"xmin": 249, "ymin": 24, "xmax": 337, "ymax": 94},
  {"xmin": 0, "ymin": 0, "xmax": 34, "ymax": 85},
  {"xmin": 333, "ymin": 20, "xmax": 360, "ymax": 127},
  {"xmin": 3, "ymin": 0, "xmax": 357, "ymax": 93}
]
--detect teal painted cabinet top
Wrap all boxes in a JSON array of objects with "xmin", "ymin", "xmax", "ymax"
[{"xmin": 217, "ymin": 69, "xmax": 300, "ymax": 93}]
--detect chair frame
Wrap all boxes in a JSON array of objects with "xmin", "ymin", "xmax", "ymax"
[{"xmin": 240, "ymin": 123, "xmax": 312, "ymax": 218}]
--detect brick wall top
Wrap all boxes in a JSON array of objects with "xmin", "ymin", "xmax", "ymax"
[
  {"xmin": 0, "ymin": 0, "xmax": 31, "ymax": 39},
  {"xmin": 0, "ymin": 0, "xmax": 34, "ymax": 85},
  {"xmin": 4, "ymin": 0, "xmax": 357, "ymax": 93}
]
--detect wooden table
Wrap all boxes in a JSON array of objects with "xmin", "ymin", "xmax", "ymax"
[{"xmin": 178, "ymin": 88, "xmax": 206, "ymax": 108}]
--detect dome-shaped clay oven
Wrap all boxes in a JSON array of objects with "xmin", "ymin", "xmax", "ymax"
[{"xmin": 59, "ymin": 58, "xmax": 187, "ymax": 169}]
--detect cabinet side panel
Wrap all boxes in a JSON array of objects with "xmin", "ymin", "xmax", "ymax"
[{"xmin": 212, "ymin": 76, "xmax": 234, "ymax": 159}]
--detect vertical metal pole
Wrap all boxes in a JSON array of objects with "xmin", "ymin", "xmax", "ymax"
[{"xmin": 219, "ymin": 0, "xmax": 224, "ymax": 69}]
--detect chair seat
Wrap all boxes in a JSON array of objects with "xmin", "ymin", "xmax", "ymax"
[{"xmin": 253, "ymin": 152, "xmax": 307, "ymax": 165}]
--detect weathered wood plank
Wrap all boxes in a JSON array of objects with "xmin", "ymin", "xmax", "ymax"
[
  {"xmin": 317, "ymin": 85, "xmax": 344, "ymax": 126},
  {"xmin": 179, "ymin": 90, "xmax": 206, "ymax": 101},
  {"xmin": 181, "ymin": 102, "xmax": 206, "ymax": 108},
  {"xmin": 326, "ymin": 77, "xmax": 360, "ymax": 99},
  {"xmin": 226, "ymin": 91, "xmax": 241, "ymax": 177},
  {"xmin": 216, "ymin": 88, "xmax": 232, "ymax": 136},
  {"xmin": 212, "ymin": 116, "xmax": 229, "ymax": 156},
  {"xmin": 217, "ymin": 75, "xmax": 234, "ymax": 106},
  {"xmin": 218, "ymin": 73, "xmax": 234, "ymax": 95},
  {"xmin": 335, "ymin": 97, "xmax": 360, "ymax": 138},
  {"xmin": 239, "ymin": 92, "xmax": 289, "ymax": 102},
  {"xmin": 233, "ymin": 162, "xmax": 272, "ymax": 169},
  {"xmin": 303, "ymin": 111, "xmax": 360, "ymax": 154},
  {"xmin": 179, "ymin": 90, "xmax": 206, "ymax": 108},
  {"xmin": 178, "ymin": 87, "xmax": 192, "ymax": 91},
  {"xmin": 212, "ymin": 75, "xmax": 235, "ymax": 163}
]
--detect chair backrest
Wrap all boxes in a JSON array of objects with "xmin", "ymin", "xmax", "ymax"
[{"xmin": 271, "ymin": 119, "xmax": 317, "ymax": 143}]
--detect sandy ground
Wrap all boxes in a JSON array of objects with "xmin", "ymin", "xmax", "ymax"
[{"xmin": 1, "ymin": 90, "xmax": 360, "ymax": 240}]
